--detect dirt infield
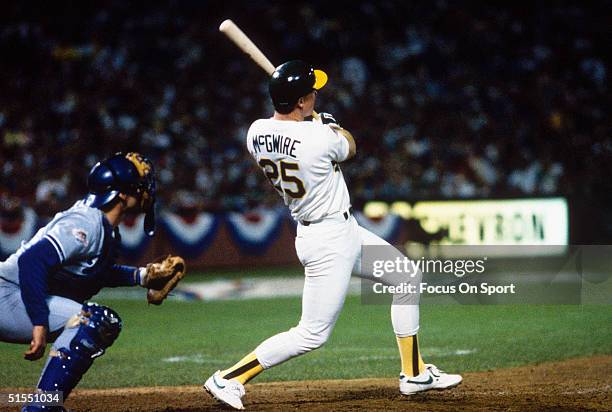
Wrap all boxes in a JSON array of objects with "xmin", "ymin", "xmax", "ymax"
[{"xmin": 5, "ymin": 356, "xmax": 611, "ymax": 411}]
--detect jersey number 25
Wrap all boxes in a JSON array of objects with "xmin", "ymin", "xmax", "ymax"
[{"xmin": 258, "ymin": 158, "xmax": 306, "ymax": 199}]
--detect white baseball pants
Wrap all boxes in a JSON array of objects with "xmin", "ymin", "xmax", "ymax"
[{"xmin": 255, "ymin": 214, "xmax": 420, "ymax": 368}]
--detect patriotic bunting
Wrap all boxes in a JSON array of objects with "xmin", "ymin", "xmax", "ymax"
[
  {"xmin": 225, "ymin": 209, "xmax": 285, "ymax": 255},
  {"xmin": 160, "ymin": 211, "xmax": 220, "ymax": 258},
  {"xmin": 118, "ymin": 214, "xmax": 151, "ymax": 259},
  {"xmin": 0, "ymin": 208, "xmax": 402, "ymax": 260}
]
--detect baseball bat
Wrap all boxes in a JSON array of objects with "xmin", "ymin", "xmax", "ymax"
[
  {"xmin": 219, "ymin": 19, "xmax": 320, "ymax": 118},
  {"xmin": 219, "ymin": 19, "xmax": 276, "ymax": 75}
]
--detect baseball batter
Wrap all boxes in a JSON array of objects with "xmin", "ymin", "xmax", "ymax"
[
  {"xmin": 204, "ymin": 61, "xmax": 462, "ymax": 410},
  {"xmin": 0, "ymin": 153, "xmax": 185, "ymax": 411}
]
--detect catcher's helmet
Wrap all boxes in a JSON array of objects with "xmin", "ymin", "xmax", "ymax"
[
  {"xmin": 269, "ymin": 60, "xmax": 328, "ymax": 114},
  {"xmin": 84, "ymin": 152, "xmax": 157, "ymax": 236}
]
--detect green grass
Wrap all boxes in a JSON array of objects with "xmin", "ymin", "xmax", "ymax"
[{"xmin": 1, "ymin": 296, "xmax": 611, "ymax": 388}]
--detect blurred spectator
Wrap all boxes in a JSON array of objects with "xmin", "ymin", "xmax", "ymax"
[{"xmin": 0, "ymin": 195, "xmax": 24, "ymax": 234}]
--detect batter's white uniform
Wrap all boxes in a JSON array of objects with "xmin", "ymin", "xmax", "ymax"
[{"xmin": 246, "ymin": 118, "xmax": 420, "ymax": 368}]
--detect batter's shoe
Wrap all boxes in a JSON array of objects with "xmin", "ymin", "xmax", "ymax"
[
  {"xmin": 204, "ymin": 370, "xmax": 245, "ymax": 410},
  {"xmin": 399, "ymin": 364, "xmax": 462, "ymax": 395}
]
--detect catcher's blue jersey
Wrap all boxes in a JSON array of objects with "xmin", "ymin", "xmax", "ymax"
[{"xmin": 0, "ymin": 200, "xmax": 121, "ymax": 302}]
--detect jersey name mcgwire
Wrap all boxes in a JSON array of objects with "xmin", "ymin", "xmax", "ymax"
[{"xmin": 252, "ymin": 134, "xmax": 301, "ymax": 158}]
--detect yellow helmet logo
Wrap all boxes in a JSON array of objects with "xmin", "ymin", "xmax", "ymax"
[{"xmin": 126, "ymin": 152, "xmax": 151, "ymax": 177}]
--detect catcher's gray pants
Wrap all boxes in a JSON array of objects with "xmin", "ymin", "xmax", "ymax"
[{"xmin": 0, "ymin": 278, "xmax": 81, "ymax": 351}]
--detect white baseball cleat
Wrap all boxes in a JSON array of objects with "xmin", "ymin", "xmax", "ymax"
[
  {"xmin": 399, "ymin": 364, "xmax": 463, "ymax": 395},
  {"xmin": 204, "ymin": 370, "xmax": 246, "ymax": 410}
]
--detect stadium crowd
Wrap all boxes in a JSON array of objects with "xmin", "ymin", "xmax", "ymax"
[{"xmin": 0, "ymin": 1, "xmax": 609, "ymax": 221}]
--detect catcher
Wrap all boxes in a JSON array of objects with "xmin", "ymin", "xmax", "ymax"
[{"xmin": 0, "ymin": 153, "xmax": 186, "ymax": 411}]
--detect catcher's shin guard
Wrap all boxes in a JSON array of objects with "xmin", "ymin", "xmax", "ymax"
[{"xmin": 36, "ymin": 303, "xmax": 122, "ymax": 400}]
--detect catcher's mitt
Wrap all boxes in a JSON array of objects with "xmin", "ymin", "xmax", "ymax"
[{"xmin": 143, "ymin": 255, "xmax": 186, "ymax": 305}]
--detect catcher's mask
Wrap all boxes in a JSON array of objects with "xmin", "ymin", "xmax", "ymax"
[{"xmin": 84, "ymin": 152, "xmax": 157, "ymax": 236}]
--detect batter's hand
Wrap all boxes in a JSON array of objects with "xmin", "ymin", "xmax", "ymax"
[
  {"xmin": 312, "ymin": 112, "xmax": 340, "ymax": 128},
  {"xmin": 24, "ymin": 325, "xmax": 47, "ymax": 361}
]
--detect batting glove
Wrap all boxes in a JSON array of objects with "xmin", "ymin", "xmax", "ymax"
[{"xmin": 313, "ymin": 112, "xmax": 340, "ymax": 128}]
